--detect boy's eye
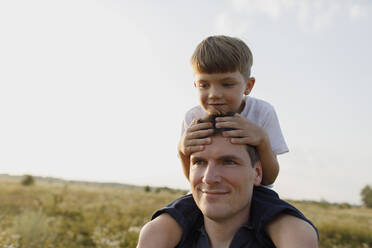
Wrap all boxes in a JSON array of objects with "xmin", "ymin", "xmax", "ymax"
[
  {"xmin": 198, "ymin": 82, "xmax": 209, "ymax": 89},
  {"xmin": 222, "ymin": 83, "xmax": 235, "ymax": 87}
]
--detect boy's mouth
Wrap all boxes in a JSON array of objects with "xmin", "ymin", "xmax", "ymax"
[
  {"xmin": 207, "ymin": 104, "xmax": 230, "ymax": 114},
  {"xmin": 208, "ymin": 103, "xmax": 226, "ymax": 107}
]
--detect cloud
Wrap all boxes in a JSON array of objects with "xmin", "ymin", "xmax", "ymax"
[
  {"xmin": 216, "ymin": 0, "xmax": 371, "ymax": 34},
  {"xmin": 231, "ymin": 0, "xmax": 293, "ymax": 18},
  {"xmin": 350, "ymin": 4, "xmax": 369, "ymax": 19}
]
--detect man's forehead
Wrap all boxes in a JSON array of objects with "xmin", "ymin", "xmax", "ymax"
[{"xmin": 191, "ymin": 135, "xmax": 246, "ymax": 158}]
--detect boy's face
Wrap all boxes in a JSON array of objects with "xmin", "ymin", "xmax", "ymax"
[{"xmin": 194, "ymin": 71, "xmax": 254, "ymax": 114}]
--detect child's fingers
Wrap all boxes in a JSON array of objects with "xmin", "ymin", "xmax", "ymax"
[
  {"xmin": 187, "ymin": 129, "xmax": 214, "ymax": 139},
  {"xmin": 184, "ymin": 145, "xmax": 205, "ymax": 154},
  {"xmin": 215, "ymin": 114, "xmax": 241, "ymax": 122},
  {"xmin": 229, "ymin": 137, "xmax": 253, "ymax": 144},
  {"xmin": 221, "ymin": 129, "xmax": 246, "ymax": 137},
  {"xmin": 216, "ymin": 115, "xmax": 253, "ymax": 125},
  {"xmin": 215, "ymin": 121, "xmax": 240, "ymax": 129},
  {"xmin": 185, "ymin": 137, "xmax": 212, "ymax": 147},
  {"xmin": 188, "ymin": 122, "xmax": 213, "ymax": 132}
]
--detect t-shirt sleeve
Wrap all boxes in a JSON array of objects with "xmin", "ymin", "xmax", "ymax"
[
  {"xmin": 261, "ymin": 105, "xmax": 289, "ymax": 155},
  {"xmin": 181, "ymin": 117, "xmax": 188, "ymax": 137},
  {"xmin": 181, "ymin": 106, "xmax": 205, "ymax": 137}
]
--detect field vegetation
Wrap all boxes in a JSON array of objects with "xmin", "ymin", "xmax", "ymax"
[{"xmin": 0, "ymin": 176, "xmax": 371, "ymax": 248}]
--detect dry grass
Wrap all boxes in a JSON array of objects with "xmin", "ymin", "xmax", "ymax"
[
  {"xmin": 0, "ymin": 177, "xmax": 371, "ymax": 247},
  {"xmin": 288, "ymin": 200, "xmax": 372, "ymax": 247}
]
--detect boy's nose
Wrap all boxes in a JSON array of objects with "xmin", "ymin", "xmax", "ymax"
[{"xmin": 208, "ymin": 86, "xmax": 222, "ymax": 98}]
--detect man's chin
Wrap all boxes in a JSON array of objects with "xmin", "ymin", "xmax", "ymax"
[
  {"xmin": 202, "ymin": 209, "xmax": 230, "ymax": 223},
  {"xmin": 199, "ymin": 202, "xmax": 231, "ymax": 222}
]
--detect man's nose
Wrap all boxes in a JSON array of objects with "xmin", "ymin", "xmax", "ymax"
[{"xmin": 202, "ymin": 163, "xmax": 221, "ymax": 185}]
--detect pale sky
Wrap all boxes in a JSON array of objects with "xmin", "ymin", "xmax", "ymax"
[{"xmin": 1, "ymin": 0, "xmax": 371, "ymax": 205}]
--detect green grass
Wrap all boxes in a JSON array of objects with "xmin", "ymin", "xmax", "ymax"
[{"xmin": 0, "ymin": 177, "xmax": 371, "ymax": 247}]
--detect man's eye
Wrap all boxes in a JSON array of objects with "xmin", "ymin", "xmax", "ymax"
[
  {"xmin": 223, "ymin": 160, "xmax": 237, "ymax": 166},
  {"xmin": 193, "ymin": 159, "xmax": 206, "ymax": 166}
]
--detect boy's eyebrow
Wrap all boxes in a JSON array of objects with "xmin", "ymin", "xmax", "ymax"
[
  {"xmin": 195, "ymin": 77, "xmax": 237, "ymax": 83},
  {"xmin": 195, "ymin": 79, "xmax": 207, "ymax": 83},
  {"xmin": 219, "ymin": 77, "xmax": 238, "ymax": 82}
]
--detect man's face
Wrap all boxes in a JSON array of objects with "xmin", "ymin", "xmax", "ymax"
[
  {"xmin": 193, "ymin": 71, "xmax": 254, "ymax": 114},
  {"xmin": 189, "ymin": 135, "xmax": 262, "ymax": 222}
]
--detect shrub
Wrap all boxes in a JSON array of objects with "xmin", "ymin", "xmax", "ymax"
[
  {"xmin": 144, "ymin": 185, "xmax": 151, "ymax": 192},
  {"xmin": 361, "ymin": 185, "xmax": 372, "ymax": 208},
  {"xmin": 21, "ymin": 175, "xmax": 35, "ymax": 186}
]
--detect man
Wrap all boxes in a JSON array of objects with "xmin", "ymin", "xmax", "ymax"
[{"xmin": 138, "ymin": 115, "xmax": 318, "ymax": 247}]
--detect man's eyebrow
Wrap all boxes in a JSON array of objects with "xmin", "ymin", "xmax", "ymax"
[
  {"xmin": 190, "ymin": 156, "xmax": 205, "ymax": 162},
  {"xmin": 218, "ymin": 155, "xmax": 242, "ymax": 162}
]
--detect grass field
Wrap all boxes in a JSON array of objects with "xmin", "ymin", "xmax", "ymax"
[{"xmin": 0, "ymin": 176, "xmax": 371, "ymax": 248}]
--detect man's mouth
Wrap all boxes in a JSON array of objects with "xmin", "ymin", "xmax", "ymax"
[
  {"xmin": 208, "ymin": 103, "xmax": 225, "ymax": 106},
  {"xmin": 201, "ymin": 190, "xmax": 229, "ymax": 195}
]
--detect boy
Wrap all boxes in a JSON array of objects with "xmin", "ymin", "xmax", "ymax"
[{"xmin": 138, "ymin": 35, "xmax": 318, "ymax": 247}]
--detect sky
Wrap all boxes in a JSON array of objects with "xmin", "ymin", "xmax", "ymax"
[{"xmin": 0, "ymin": 0, "xmax": 371, "ymax": 205}]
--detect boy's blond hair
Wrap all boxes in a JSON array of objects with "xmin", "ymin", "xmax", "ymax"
[{"xmin": 190, "ymin": 35, "xmax": 253, "ymax": 79}]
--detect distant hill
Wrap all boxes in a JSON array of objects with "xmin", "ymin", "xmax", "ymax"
[
  {"xmin": 0, "ymin": 173, "xmax": 187, "ymax": 194},
  {"xmin": 0, "ymin": 173, "xmax": 138, "ymax": 189}
]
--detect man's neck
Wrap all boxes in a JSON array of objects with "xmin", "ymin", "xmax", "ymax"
[{"xmin": 203, "ymin": 207, "xmax": 250, "ymax": 248}]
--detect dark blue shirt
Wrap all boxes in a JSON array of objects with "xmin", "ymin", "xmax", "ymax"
[
  {"xmin": 187, "ymin": 220, "xmax": 265, "ymax": 247},
  {"xmin": 152, "ymin": 186, "xmax": 318, "ymax": 247}
]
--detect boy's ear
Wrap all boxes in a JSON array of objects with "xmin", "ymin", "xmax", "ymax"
[{"xmin": 244, "ymin": 77, "xmax": 255, "ymax": 95}]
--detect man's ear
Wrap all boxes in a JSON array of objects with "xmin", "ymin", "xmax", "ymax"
[
  {"xmin": 194, "ymin": 81, "xmax": 197, "ymax": 88},
  {"xmin": 244, "ymin": 77, "xmax": 255, "ymax": 95},
  {"xmin": 253, "ymin": 161, "xmax": 262, "ymax": 186}
]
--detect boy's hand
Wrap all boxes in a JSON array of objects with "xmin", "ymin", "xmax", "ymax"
[
  {"xmin": 215, "ymin": 113, "xmax": 279, "ymax": 185},
  {"xmin": 215, "ymin": 114, "xmax": 268, "ymax": 148},
  {"xmin": 178, "ymin": 120, "xmax": 214, "ymax": 156},
  {"xmin": 178, "ymin": 120, "xmax": 213, "ymax": 179}
]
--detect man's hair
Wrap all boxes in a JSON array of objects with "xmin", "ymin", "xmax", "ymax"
[
  {"xmin": 197, "ymin": 113, "xmax": 259, "ymax": 166},
  {"xmin": 190, "ymin": 35, "xmax": 253, "ymax": 80}
]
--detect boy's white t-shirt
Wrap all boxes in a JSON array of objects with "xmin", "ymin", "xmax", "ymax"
[{"xmin": 181, "ymin": 96, "xmax": 289, "ymax": 155}]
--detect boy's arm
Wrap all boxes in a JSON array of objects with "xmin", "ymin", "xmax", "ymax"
[
  {"xmin": 137, "ymin": 214, "xmax": 182, "ymax": 248},
  {"xmin": 255, "ymin": 131, "xmax": 279, "ymax": 185},
  {"xmin": 215, "ymin": 114, "xmax": 279, "ymax": 185},
  {"xmin": 266, "ymin": 214, "xmax": 318, "ymax": 248},
  {"xmin": 178, "ymin": 147, "xmax": 191, "ymax": 179}
]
